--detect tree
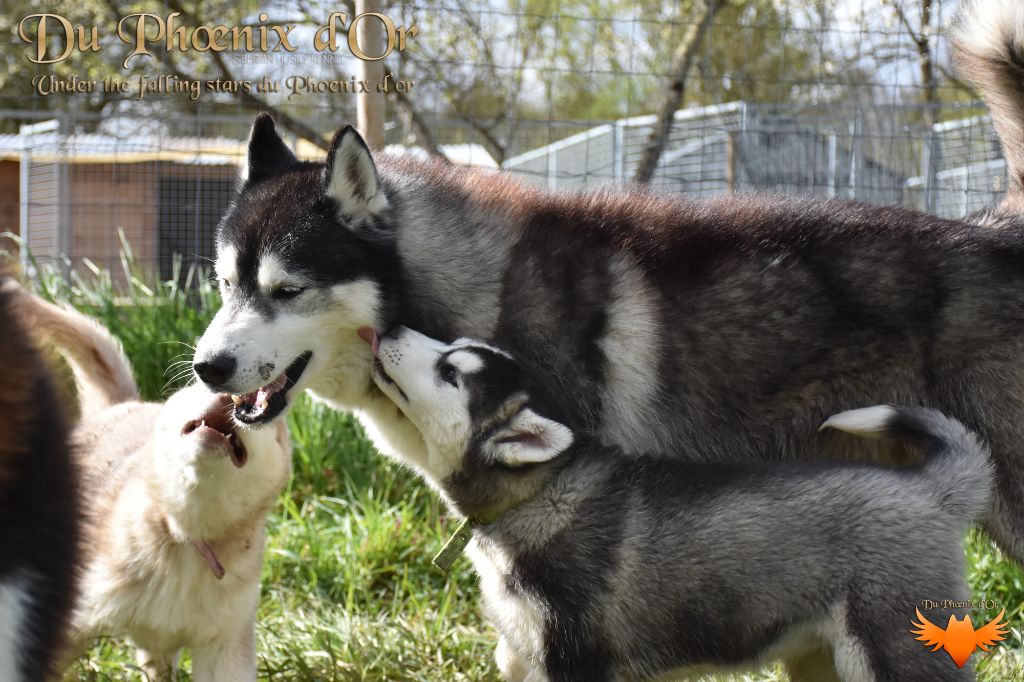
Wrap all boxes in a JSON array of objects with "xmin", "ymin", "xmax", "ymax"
[
  {"xmin": 842, "ymin": 0, "xmax": 974, "ymax": 119},
  {"xmin": 2, "ymin": 0, "xmax": 443, "ymax": 153},
  {"xmin": 632, "ymin": 0, "xmax": 726, "ymax": 184}
]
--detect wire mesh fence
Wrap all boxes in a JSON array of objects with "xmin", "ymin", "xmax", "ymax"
[
  {"xmin": 0, "ymin": 0, "xmax": 1008, "ymax": 279},
  {"xmin": 502, "ymin": 100, "xmax": 1006, "ymax": 213}
]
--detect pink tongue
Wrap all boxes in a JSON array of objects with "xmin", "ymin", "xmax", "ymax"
[
  {"xmin": 253, "ymin": 372, "xmax": 288, "ymax": 405},
  {"xmin": 356, "ymin": 326, "xmax": 379, "ymax": 357}
]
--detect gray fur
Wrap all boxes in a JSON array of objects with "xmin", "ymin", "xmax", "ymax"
[
  {"xmin": 371, "ymin": 330, "xmax": 994, "ymax": 682},
  {"xmin": 197, "ymin": 113, "xmax": 1024, "ymax": 565}
]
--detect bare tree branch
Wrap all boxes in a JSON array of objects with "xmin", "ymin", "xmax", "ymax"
[
  {"xmin": 882, "ymin": 0, "xmax": 936, "ymax": 123},
  {"xmin": 936, "ymin": 63, "xmax": 974, "ymax": 95},
  {"xmin": 97, "ymin": 0, "xmax": 327, "ymax": 148},
  {"xmin": 632, "ymin": 0, "xmax": 726, "ymax": 184},
  {"xmin": 105, "ymin": 0, "xmax": 446, "ymax": 159},
  {"xmin": 464, "ymin": 117, "xmax": 509, "ymax": 165},
  {"xmin": 167, "ymin": 0, "xmax": 328, "ymax": 148},
  {"xmin": 885, "ymin": 0, "xmax": 925, "ymax": 47},
  {"xmin": 390, "ymin": 80, "xmax": 451, "ymax": 162},
  {"xmin": 400, "ymin": 0, "xmax": 531, "ymax": 164}
]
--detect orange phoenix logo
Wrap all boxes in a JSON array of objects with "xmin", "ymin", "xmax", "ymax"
[{"xmin": 911, "ymin": 608, "xmax": 1009, "ymax": 668}]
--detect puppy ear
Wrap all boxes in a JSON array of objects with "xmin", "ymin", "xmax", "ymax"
[
  {"xmin": 242, "ymin": 113, "xmax": 298, "ymax": 187},
  {"xmin": 324, "ymin": 125, "xmax": 389, "ymax": 221},
  {"xmin": 486, "ymin": 408, "xmax": 574, "ymax": 466}
]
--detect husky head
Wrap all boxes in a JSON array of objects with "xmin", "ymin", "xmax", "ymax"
[
  {"xmin": 368, "ymin": 326, "xmax": 576, "ymax": 519},
  {"xmin": 151, "ymin": 383, "xmax": 291, "ymax": 540},
  {"xmin": 193, "ymin": 114, "xmax": 400, "ymax": 425}
]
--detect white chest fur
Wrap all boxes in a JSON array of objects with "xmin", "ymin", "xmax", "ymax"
[
  {"xmin": 76, "ymin": 529, "xmax": 263, "ymax": 655},
  {"xmin": 466, "ymin": 537, "xmax": 548, "ymax": 680}
]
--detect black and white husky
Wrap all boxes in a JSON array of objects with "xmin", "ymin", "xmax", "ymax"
[
  {"xmin": 195, "ymin": 0, "xmax": 1024, "ymax": 565},
  {"xmin": 365, "ymin": 326, "xmax": 993, "ymax": 682}
]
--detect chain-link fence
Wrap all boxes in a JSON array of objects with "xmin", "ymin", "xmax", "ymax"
[
  {"xmin": 1, "ymin": 0, "xmax": 1006, "ymax": 279},
  {"xmin": 503, "ymin": 100, "xmax": 1005, "ymax": 214},
  {"xmin": 5, "ymin": 100, "xmax": 1004, "ymax": 278}
]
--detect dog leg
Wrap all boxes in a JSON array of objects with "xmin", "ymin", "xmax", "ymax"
[
  {"xmin": 496, "ymin": 635, "xmax": 534, "ymax": 682},
  {"xmin": 784, "ymin": 645, "xmax": 841, "ymax": 682},
  {"xmin": 934, "ymin": 372, "xmax": 1024, "ymax": 565},
  {"xmin": 190, "ymin": 622, "xmax": 256, "ymax": 682},
  {"xmin": 840, "ymin": 607, "xmax": 977, "ymax": 682},
  {"xmin": 829, "ymin": 628, "xmax": 878, "ymax": 682},
  {"xmin": 982, "ymin": 460, "xmax": 1024, "ymax": 565},
  {"xmin": 134, "ymin": 647, "xmax": 179, "ymax": 681}
]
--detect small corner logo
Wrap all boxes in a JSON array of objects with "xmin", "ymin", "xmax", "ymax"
[{"xmin": 910, "ymin": 607, "xmax": 1009, "ymax": 668}]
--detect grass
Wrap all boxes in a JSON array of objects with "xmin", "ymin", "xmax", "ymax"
[{"xmin": 16, "ymin": 251, "xmax": 1022, "ymax": 681}]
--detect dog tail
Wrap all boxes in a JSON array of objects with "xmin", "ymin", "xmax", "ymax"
[
  {"xmin": 1, "ymin": 279, "xmax": 139, "ymax": 416},
  {"xmin": 822, "ymin": 406, "xmax": 993, "ymax": 523},
  {"xmin": 953, "ymin": 1, "xmax": 1024, "ymax": 201}
]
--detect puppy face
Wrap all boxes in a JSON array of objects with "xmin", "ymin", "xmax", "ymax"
[
  {"xmin": 150, "ymin": 383, "xmax": 291, "ymax": 537},
  {"xmin": 369, "ymin": 327, "xmax": 574, "ymax": 486}
]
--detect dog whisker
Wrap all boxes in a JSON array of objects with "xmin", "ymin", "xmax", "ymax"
[
  {"xmin": 164, "ymin": 361, "xmax": 195, "ymax": 375},
  {"xmin": 164, "ymin": 363, "xmax": 194, "ymax": 373},
  {"xmin": 159, "ymin": 340, "xmax": 197, "ymax": 351},
  {"xmin": 163, "ymin": 369, "xmax": 197, "ymax": 390}
]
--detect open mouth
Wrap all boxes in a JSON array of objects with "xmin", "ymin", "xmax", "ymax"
[
  {"xmin": 358, "ymin": 327, "xmax": 407, "ymax": 402},
  {"xmin": 231, "ymin": 351, "xmax": 312, "ymax": 426},
  {"xmin": 182, "ymin": 395, "xmax": 248, "ymax": 467}
]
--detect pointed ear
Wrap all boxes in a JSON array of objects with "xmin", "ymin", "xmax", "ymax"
[
  {"xmin": 242, "ymin": 113, "xmax": 297, "ymax": 187},
  {"xmin": 485, "ymin": 408, "xmax": 574, "ymax": 466},
  {"xmin": 324, "ymin": 125, "xmax": 389, "ymax": 221}
]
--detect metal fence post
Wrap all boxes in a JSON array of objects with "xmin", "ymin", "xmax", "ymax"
[
  {"xmin": 613, "ymin": 120, "xmax": 624, "ymax": 184},
  {"xmin": 827, "ymin": 132, "xmax": 837, "ymax": 198},
  {"xmin": 922, "ymin": 127, "xmax": 941, "ymax": 215},
  {"xmin": 18, "ymin": 130, "xmax": 28, "ymax": 272},
  {"xmin": 848, "ymin": 111, "xmax": 863, "ymax": 201},
  {"xmin": 726, "ymin": 131, "xmax": 736, "ymax": 194},
  {"xmin": 58, "ymin": 113, "xmax": 70, "ymax": 279}
]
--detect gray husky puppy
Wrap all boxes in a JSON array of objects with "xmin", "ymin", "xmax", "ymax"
[
  {"xmin": 195, "ymin": 0, "xmax": 1024, "ymax": 568},
  {"xmin": 366, "ymin": 326, "xmax": 993, "ymax": 682}
]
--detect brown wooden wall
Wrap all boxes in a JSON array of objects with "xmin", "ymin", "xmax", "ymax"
[
  {"xmin": 0, "ymin": 159, "xmax": 238, "ymax": 276},
  {"xmin": 68, "ymin": 162, "xmax": 237, "ymax": 274},
  {"xmin": 0, "ymin": 160, "xmax": 19, "ymax": 239}
]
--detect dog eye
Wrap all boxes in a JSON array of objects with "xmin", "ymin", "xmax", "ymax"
[
  {"xmin": 221, "ymin": 279, "xmax": 232, "ymax": 289},
  {"xmin": 272, "ymin": 286, "xmax": 305, "ymax": 300},
  {"xmin": 439, "ymin": 364, "xmax": 459, "ymax": 387}
]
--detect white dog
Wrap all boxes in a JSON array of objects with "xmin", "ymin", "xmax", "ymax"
[{"xmin": 11, "ymin": 288, "xmax": 291, "ymax": 681}]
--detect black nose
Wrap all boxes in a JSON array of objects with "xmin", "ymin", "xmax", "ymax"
[{"xmin": 194, "ymin": 354, "xmax": 236, "ymax": 387}]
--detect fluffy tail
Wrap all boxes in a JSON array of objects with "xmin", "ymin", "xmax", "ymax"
[
  {"xmin": 953, "ymin": 1, "xmax": 1024, "ymax": 197},
  {"xmin": 822, "ymin": 406, "xmax": 993, "ymax": 523},
  {"xmin": 1, "ymin": 279, "xmax": 139, "ymax": 417}
]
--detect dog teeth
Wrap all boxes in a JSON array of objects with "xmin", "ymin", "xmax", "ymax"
[
  {"xmin": 231, "ymin": 395, "xmax": 243, "ymax": 406},
  {"xmin": 200, "ymin": 420, "xmax": 206, "ymax": 428}
]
